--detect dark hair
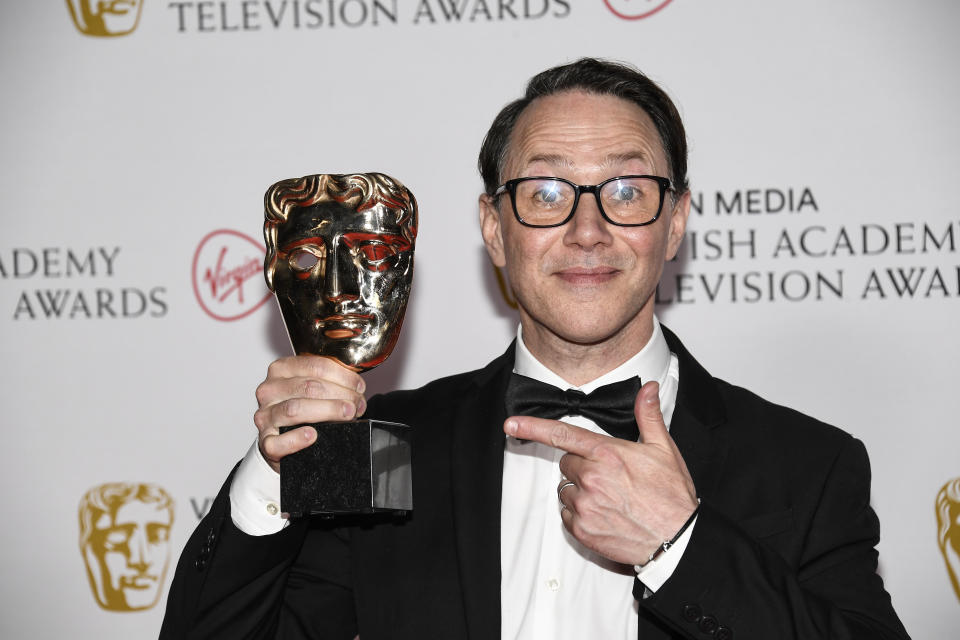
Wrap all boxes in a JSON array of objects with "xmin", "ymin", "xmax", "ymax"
[{"xmin": 478, "ymin": 58, "xmax": 688, "ymax": 196}]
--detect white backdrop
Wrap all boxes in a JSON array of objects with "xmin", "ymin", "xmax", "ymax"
[{"xmin": 1, "ymin": 1, "xmax": 957, "ymax": 637}]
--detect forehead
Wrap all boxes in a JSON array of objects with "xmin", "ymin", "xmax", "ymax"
[
  {"xmin": 96, "ymin": 500, "xmax": 171, "ymax": 528},
  {"xmin": 503, "ymin": 90, "xmax": 668, "ymax": 178},
  {"xmin": 279, "ymin": 202, "xmax": 402, "ymax": 241}
]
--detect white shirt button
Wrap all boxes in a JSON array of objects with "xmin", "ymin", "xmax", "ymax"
[
  {"xmin": 546, "ymin": 578, "xmax": 560, "ymax": 591},
  {"xmin": 266, "ymin": 502, "xmax": 279, "ymax": 516}
]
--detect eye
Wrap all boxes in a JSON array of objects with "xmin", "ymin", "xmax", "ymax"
[
  {"xmin": 288, "ymin": 248, "xmax": 322, "ymax": 272},
  {"xmin": 527, "ymin": 181, "xmax": 572, "ymax": 208},
  {"xmin": 357, "ymin": 241, "xmax": 400, "ymax": 264},
  {"xmin": 610, "ymin": 184, "xmax": 640, "ymax": 202},
  {"xmin": 533, "ymin": 186, "xmax": 562, "ymax": 204},
  {"xmin": 104, "ymin": 529, "xmax": 130, "ymax": 551},
  {"xmin": 605, "ymin": 178, "xmax": 655, "ymax": 206},
  {"xmin": 341, "ymin": 233, "xmax": 411, "ymax": 272},
  {"xmin": 147, "ymin": 524, "xmax": 170, "ymax": 544}
]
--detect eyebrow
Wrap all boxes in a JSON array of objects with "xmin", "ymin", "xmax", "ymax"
[
  {"xmin": 341, "ymin": 231, "xmax": 412, "ymax": 250},
  {"xmin": 526, "ymin": 154, "xmax": 572, "ymax": 168},
  {"xmin": 604, "ymin": 151, "xmax": 651, "ymax": 166}
]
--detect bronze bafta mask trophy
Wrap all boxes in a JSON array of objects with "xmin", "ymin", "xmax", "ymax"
[{"xmin": 264, "ymin": 173, "xmax": 416, "ymax": 516}]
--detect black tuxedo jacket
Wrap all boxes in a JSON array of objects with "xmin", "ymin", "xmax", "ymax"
[{"xmin": 161, "ymin": 328, "xmax": 909, "ymax": 639}]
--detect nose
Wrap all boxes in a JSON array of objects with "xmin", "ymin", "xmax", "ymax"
[
  {"xmin": 563, "ymin": 191, "xmax": 613, "ymax": 249},
  {"xmin": 127, "ymin": 529, "xmax": 149, "ymax": 572},
  {"xmin": 324, "ymin": 238, "xmax": 360, "ymax": 303}
]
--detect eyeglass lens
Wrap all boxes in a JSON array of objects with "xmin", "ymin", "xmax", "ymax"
[{"xmin": 513, "ymin": 177, "xmax": 663, "ymax": 226}]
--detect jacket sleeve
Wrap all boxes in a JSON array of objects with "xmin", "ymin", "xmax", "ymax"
[
  {"xmin": 159, "ymin": 466, "xmax": 358, "ymax": 640},
  {"xmin": 639, "ymin": 437, "xmax": 909, "ymax": 640}
]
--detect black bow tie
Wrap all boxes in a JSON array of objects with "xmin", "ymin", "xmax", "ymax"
[{"xmin": 504, "ymin": 372, "xmax": 641, "ymax": 441}]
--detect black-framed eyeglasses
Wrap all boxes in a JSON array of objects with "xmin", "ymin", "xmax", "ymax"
[{"xmin": 493, "ymin": 175, "xmax": 674, "ymax": 228}]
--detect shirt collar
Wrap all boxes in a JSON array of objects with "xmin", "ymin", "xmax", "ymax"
[{"xmin": 513, "ymin": 316, "xmax": 672, "ymax": 393}]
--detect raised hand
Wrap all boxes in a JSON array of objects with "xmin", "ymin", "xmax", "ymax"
[
  {"xmin": 504, "ymin": 381, "xmax": 698, "ymax": 566},
  {"xmin": 253, "ymin": 355, "xmax": 367, "ymax": 472}
]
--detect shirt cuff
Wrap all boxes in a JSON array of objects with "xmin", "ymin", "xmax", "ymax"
[
  {"xmin": 228, "ymin": 440, "xmax": 288, "ymax": 535},
  {"xmin": 634, "ymin": 516, "xmax": 698, "ymax": 594}
]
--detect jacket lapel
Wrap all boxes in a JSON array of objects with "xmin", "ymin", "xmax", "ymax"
[
  {"xmin": 661, "ymin": 325, "xmax": 728, "ymax": 501},
  {"xmin": 450, "ymin": 345, "xmax": 514, "ymax": 640}
]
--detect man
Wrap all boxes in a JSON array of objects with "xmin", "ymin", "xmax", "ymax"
[
  {"xmin": 162, "ymin": 58, "xmax": 909, "ymax": 639},
  {"xmin": 79, "ymin": 482, "xmax": 174, "ymax": 611}
]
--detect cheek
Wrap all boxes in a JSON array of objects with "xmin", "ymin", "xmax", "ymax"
[
  {"xmin": 104, "ymin": 552, "xmax": 126, "ymax": 574},
  {"xmin": 626, "ymin": 228, "xmax": 669, "ymax": 259},
  {"xmin": 362, "ymin": 265, "xmax": 405, "ymax": 300},
  {"xmin": 275, "ymin": 271, "xmax": 314, "ymax": 297},
  {"xmin": 145, "ymin": 542, "xmax": 165, "ymax": 562},
  {"xmin": 503, "ymin": 230, "xmax": 551, "ymax": 273}
]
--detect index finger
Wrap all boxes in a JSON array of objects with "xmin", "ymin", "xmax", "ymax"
[{"xmin": 505, "ymin": 416, "xmax": 607, "ymax": 457}]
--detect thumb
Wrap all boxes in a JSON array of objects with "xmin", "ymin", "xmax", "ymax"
[{"xmin": 635, "ymin": 381, "xmax": 669, "ymax": 445}]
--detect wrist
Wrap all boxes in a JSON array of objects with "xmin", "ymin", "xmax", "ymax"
[{"xmin": 635, "ymin": 499, "xmax": 700, "ymax": 570}]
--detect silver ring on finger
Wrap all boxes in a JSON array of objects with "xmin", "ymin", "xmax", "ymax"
[{"xmin": 557, "ymin": 480, "xmax": 576, "ymax": 507}]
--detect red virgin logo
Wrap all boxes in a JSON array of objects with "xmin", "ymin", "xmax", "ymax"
[
  {"xmin": 604, "ymin": 0, "xmax": 674, "ymax": 20},
  {"xmin": 191, "ymin": 229, "xmax": 271, "ymax": 321}
]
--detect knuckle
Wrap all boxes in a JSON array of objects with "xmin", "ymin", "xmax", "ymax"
[
  {"xmin": 282, "ymin": 398, "xmax": 301, "ymax": 418},
  {"xmin": 308, "ymin": 356, "xmax": 331, "ymax": 379},
  {"xmin": 592, "ymin": 442, "xmax": 625, "ymax": 468},
  {"xmin": 263, "ymin": 435, "xmax": 287, "ymax": 461},
  {"xmin": 592, "ymin": 441, "xmax": 616, "ymax": 460},
  {"xmin": 579, "ymin": 470, "xmax": 601, "ymax": 490},
  {"xmin": 253, "ymin": 408, "xmax": 267, "ymax": 432},
  {"xmin": 549, "ymin": 425, "xmax": 571, "ymax": 448},
  {"xmin": 303, "ymin": 379, "xmax": 327, "ymax": 399},
  {"xmin": 266, "ymin": 358, "xmax": 285, "ymax": 378},
  {"xmin": 254, "ymin": 382, "xmax": 269, "ymax": 407},
  {"xmin": 260, "ymin": 434, "xmax": 275, "ymax": 456}
]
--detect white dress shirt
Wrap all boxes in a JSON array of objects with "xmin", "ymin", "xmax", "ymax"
[
  {"xmin": 500, "ymin": 317, "xmax": 690, "ymax": 640},
  {"xmin": 228, "ymin": 317, "xmax": 696, "ymax": 638}
]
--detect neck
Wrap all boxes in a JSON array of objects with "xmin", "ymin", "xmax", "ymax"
[{"xmin": 519, "ymin": 312, "xmax": 655, "ymax": 387}]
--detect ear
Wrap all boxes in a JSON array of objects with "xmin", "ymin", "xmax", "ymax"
[
  {"xmin": 479, "ymin": 193, "xmax": 507, "ymax": 268},
  {"xmin": 664, "ymin": 189, "xmax": 691, "ymax": 261}
]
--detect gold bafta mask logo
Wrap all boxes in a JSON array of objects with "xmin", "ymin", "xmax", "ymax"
[
  {"xmin": 936, "ymin": 477, "xmax": 960, "ymax": 601},
  {"xmin": 78, "ymin": 483, "xmax": 174, "ymax": 611},
  {"xmin": 65, "ymin": 0, "xmax": 144, "ymax": 37}
]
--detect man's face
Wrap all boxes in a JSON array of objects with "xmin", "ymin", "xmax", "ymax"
[
  {"xmin": 83, "ymin": 500, "xmax": 172, "ymax": 611},
  {"xmin": 480, "ymin": 91, "xmax": 689, "ymax": 354},
  {"xmin": 272, "ymin": 201, "xmax": 414, "ymax": 370}
]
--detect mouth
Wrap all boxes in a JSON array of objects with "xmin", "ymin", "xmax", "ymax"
[
  {"xmin": 315, "ymin": 314, "xmax": 373, "ymax": 339},
  {"xmin": 120, "ymin": 575, "xmax": 158, "ymax": 590},
  {"xmin": 554, "ymin": 266, "xmax": 620, "ymax": 285}
]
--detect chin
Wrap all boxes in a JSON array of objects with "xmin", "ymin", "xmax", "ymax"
[{"xmin": 557, "ymin": 315, "xmax": 645, "ymax": 346}]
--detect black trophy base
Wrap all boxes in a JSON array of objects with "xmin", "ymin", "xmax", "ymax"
[{"xmin": 279, "ymin": 419, "xmax": 412, "ymax": 517}]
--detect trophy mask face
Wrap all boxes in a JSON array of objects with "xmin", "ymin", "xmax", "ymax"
[{"xmin": 265, "ymin": 174, "xmax": 417, "ymax": 371}]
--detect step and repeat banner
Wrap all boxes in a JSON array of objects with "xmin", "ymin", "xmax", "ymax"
[{"xmin": 1, "ymin": 1, "xmax": 957, "ymax": 637}]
